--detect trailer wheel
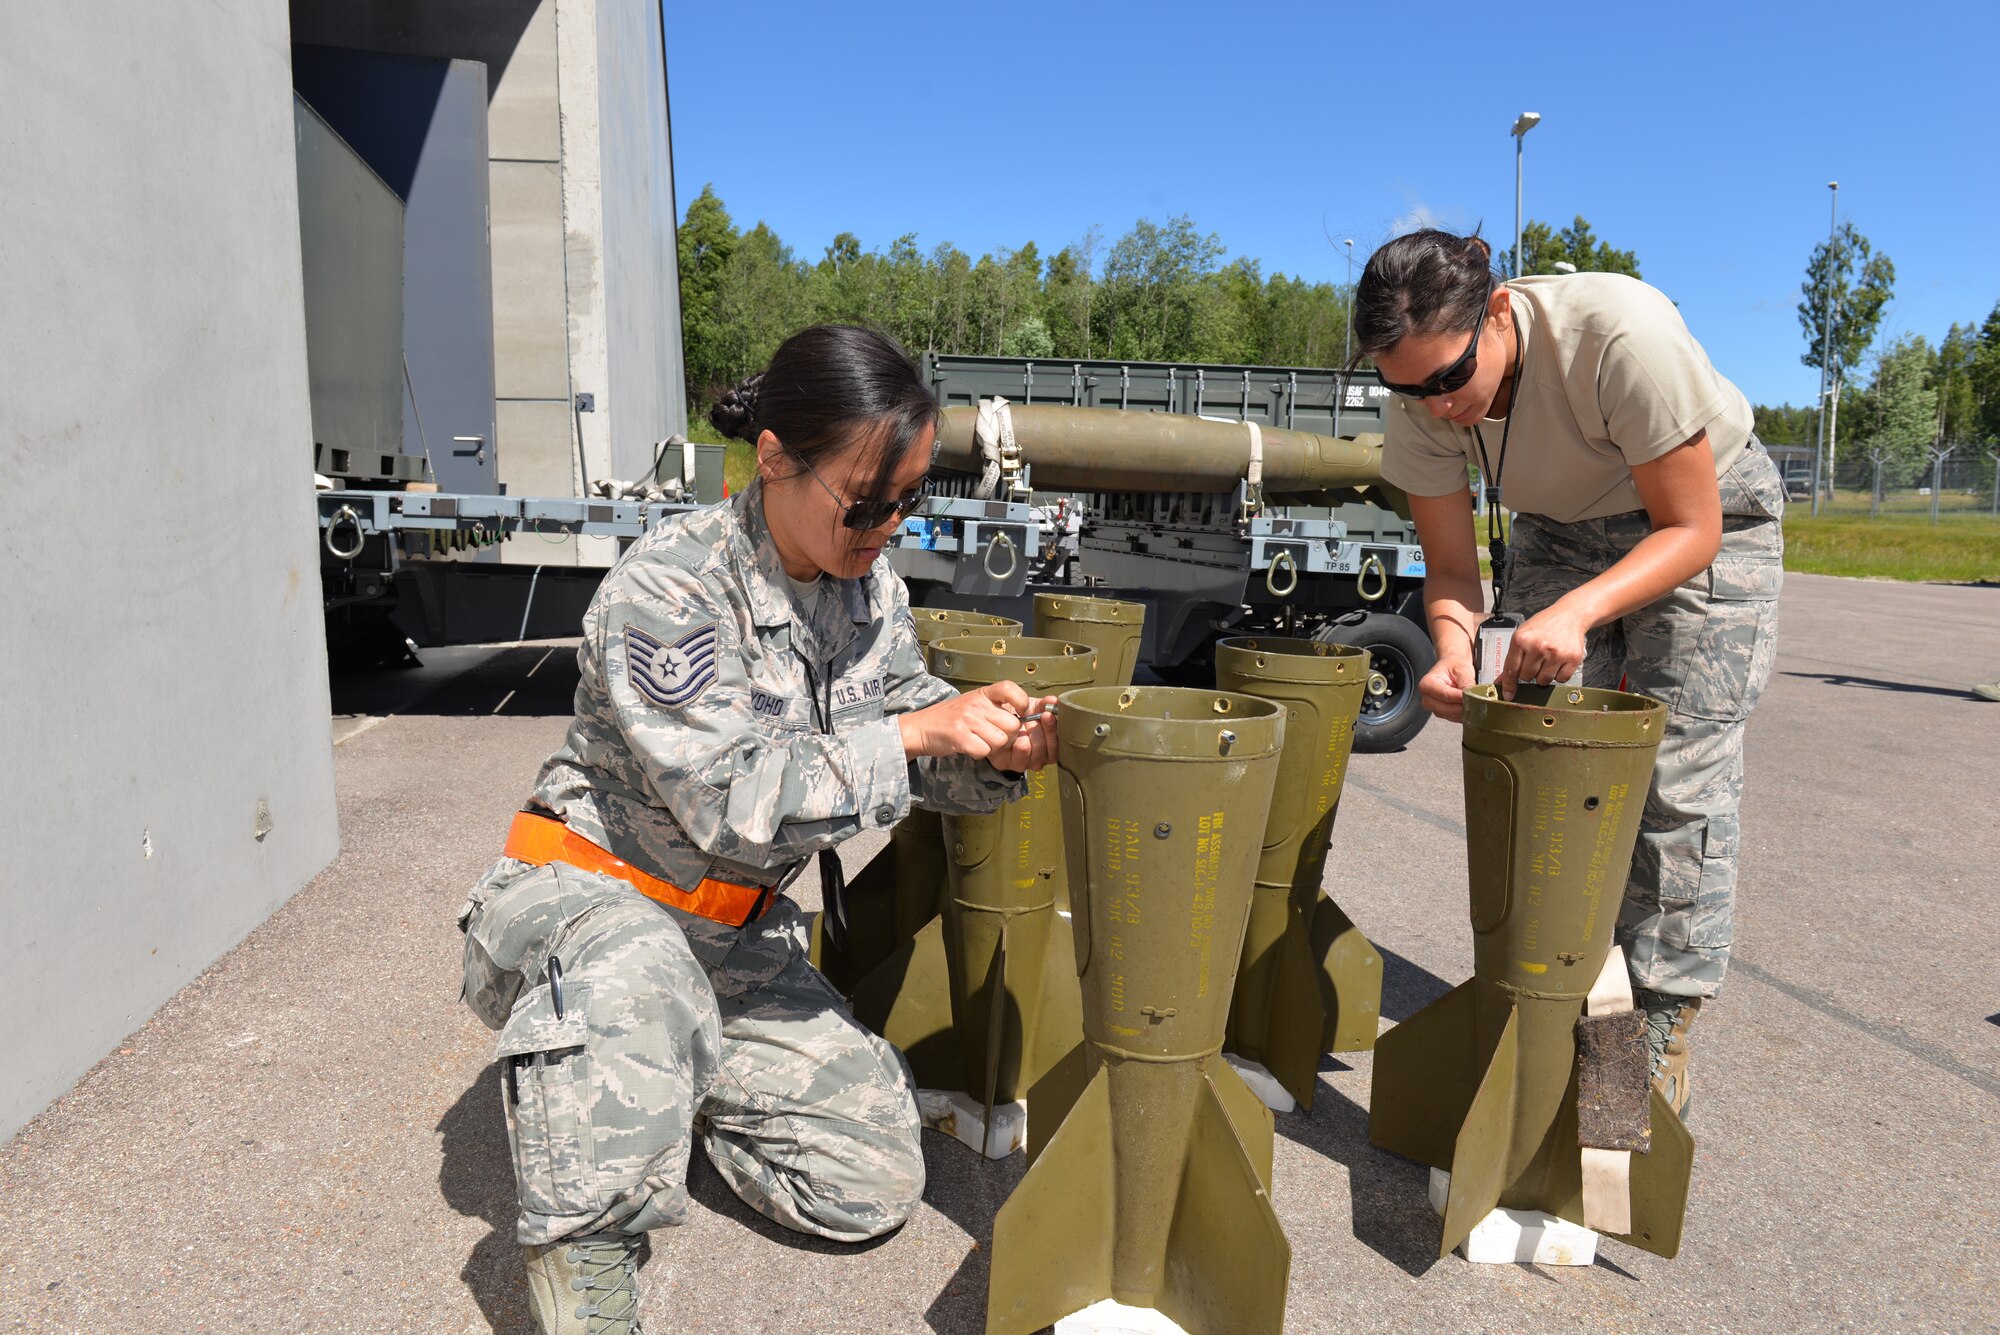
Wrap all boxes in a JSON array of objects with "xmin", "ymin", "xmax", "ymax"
[{"xmin": 1316, "ymin": 612, "xmax": 1435, "ymax": 753}]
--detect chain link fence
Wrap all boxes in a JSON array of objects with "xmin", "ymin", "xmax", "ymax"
[{"xmin": 1767, "ymin": 443, "xmax": 2000, "ymax": 522}]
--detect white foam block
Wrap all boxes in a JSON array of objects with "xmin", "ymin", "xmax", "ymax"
[
  {"xmin": 917, "ymin": 1088, "xmax": 1025, "ymax": 1159},
  {"xmin": 1222, "ymin": 1053, "xmax": 1297, "ymax": 1114},
  {"xmin": 1054, "ymin": 1299, "xmax": 1191, "ymax": 1335},
  {"xmin": 1427, "ymin": 1167, "xmax": 1599, "ymax": 1266}
]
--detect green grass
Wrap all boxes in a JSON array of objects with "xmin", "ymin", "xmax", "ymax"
[
  {"xmin": 722, "ymin": 442, "xmax": 757, "ymax": 495},
  {"xmin": 1779, "ymin": 513, "xmax": 2000, "ymax": 582},
  {"xmin": 1460, "ymin": 509, "xmax": 1999, "ymax": 583}
]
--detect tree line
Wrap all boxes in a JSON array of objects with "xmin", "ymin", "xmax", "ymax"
[
  {"xmin": 1759, "ymin": 225, "xmax": 1999, "ymax": 491},
  {"xmin": 676, "ymin": 185, "xmax": 1361, "ymax": 414},
  {"xmin": 676, "ymin": 186, "xmax": 1655, "ymax": 423}
]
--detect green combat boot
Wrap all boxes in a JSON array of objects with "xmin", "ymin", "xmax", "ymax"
[
  {"xmin": 522, "ymin": 1232, "xmax": 643, "ymax": 1334},
  {"xmin": 1637, "ymin": 990, "xmax": 1702, "ymax": 1119}
]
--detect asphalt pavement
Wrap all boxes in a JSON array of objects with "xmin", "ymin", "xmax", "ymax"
[{"xmin": 1, "ymin": 573, "xmax": 1995, "ymax": 1333}]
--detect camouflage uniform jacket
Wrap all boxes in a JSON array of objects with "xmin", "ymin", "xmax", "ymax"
[{"xmin": 529, "ymin": 478, "xmax": 1018, "ymax": 925}]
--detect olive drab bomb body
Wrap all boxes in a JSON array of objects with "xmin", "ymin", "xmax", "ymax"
[
  {"xmin": 1032, "ymin": 592, "xmax": 1145, "ymax": 691},
  {"xmin": 988, "ymin": 687, "xmax": 1293, "ymax": 1335},
  {"xmin": 810, "ymin": 608, "xmax": 1022, "ymax": 995},
  {"xmin": 1028, "ymin": 594, "xmax": 1146, "ymax": 904},
  {"xmin": 935, "ymin": 403, "xmax": 1399, "ymax": 501},
  {"xmin": 1369, "ymin": 684, "xmax": 1695, "ymax": 1260},
  {"xmin": 848, "ymin": 637, "xmax": 1097, "ymax": 1141},
  {"xmin": 1213, "ymin": 637, "xmax": 1383, "ymax": 1109}
]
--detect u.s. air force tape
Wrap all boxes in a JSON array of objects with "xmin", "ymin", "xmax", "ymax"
[{"xmin": 627, "ymin": 621, "xmax": 719, "ymax": 709}]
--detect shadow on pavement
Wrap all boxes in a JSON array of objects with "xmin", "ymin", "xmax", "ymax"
[
  {"xmin": 1780, "ymin": 670, "xmax": 1986, "ymax": 700},
  {"xmin": 1276, "ymin": 1084, "xmax": 1440, "ymax": 1278},
  {"xmin": 682, "ymin": 1148, "xmax": 899, "ymax": 1258},
  {"xmin": 911, "ymin": 1124, "xmax": 1030, "ymax": 1333},
  {"xmin": 921, "ymin": 1239, "xmax": 995, "ymax": 1335},
  {"xmin": 1379, "ymin": 947, "xmax": 1454, "ymax": 1024},
  {"xmin": 439, "ymin": 1063, "xmax": 532, "ymax": 1334},
  {"xmin": 334, "ymin": 644, "xmax": 582, "ymax": 720}
]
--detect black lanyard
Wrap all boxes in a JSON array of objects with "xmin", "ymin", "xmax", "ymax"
[
  {"xmin": 1471, "ymin": 316, "xmax": 1525, "ymax": 613},
  {"xmin": 799, "ymin": 641, "xmax": 851, "ymax": 950}
]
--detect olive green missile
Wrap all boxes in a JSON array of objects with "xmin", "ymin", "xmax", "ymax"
[
  {"xmin": 1368, "ymin": 683, "xmax": 1694, "ymax": 1260},
  {"xmin": 1213, "ymin": 637, "xmax": 1382, "ymax": 1109},
  {"xmin": 811, "ymin": 608, "xmax": 1022, "ymax": 995},
  {"xmin": 1032, "ymin": 592, "xmax": 1145, "ymax": 690},
  {"xmin": 989, "ymin": 686, "xmax": 1291, "ymax": 1335},
  {"xmin": 850, "ymin": 637, "xmax": 1096, "ymax": 1146},
  {"xmin": 937, "ymin": 403, "xmax": 1405, "ymax": 509}
]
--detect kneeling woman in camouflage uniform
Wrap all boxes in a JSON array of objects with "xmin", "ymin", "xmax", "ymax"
[
  {"xmin": 1354, "ymin": 231, "xmax": 1784, "ymax": 1117},
  {"xmin": 458, "ymin": 325, "xmax": 1058, "ymax": 1332}
]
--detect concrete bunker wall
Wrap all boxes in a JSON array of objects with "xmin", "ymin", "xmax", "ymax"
[{"xmin": 0, "ymin": 0, "xmax": 342, "ymax": 1140}]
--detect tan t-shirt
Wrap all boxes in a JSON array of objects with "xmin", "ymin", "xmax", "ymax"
[{"xmin": 1379, "ymin": 273, "xmax": 1753, "ymax": 523}]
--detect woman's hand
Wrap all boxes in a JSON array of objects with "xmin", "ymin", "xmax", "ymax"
[
  {"xmin": 1498, "ymin": 602, "xmax": 1590, "ymax": 699},
  {"xmin": 899, "ymin": 683, "xmax": 1061, "ymax": 771},
  {"xmin": 1419, "ymin": 652, "xmax": 1478, "ymax": 723},
  {"xmin": 999, "ymin": 697, "xmax": 1060, "ymax": 773}
]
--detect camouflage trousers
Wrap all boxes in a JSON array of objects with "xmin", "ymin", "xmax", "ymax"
[
  {"xmin": 1498, "ymin": 445, "xmax": 1785, "ymax": 1000},
  {"xmin": 458, "ymin": 858, "xmax": 926, "ymax": 1246}
]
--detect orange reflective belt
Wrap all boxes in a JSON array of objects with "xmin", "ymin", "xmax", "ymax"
[{"xmin": 502, "ymin": 811, "xmax": 773, "ymax": 927}]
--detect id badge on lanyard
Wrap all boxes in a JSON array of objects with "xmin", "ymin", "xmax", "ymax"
[
  {"xmin": 1475, "ymin": 612, "xmax": 1519, "ymax": 686},
  {"xmin": 1475, "ymin": 613, "xmax": 1583, "ymax": 688}
]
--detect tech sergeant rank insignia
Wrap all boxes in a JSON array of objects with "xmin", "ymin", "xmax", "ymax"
[{"xmin": 626, "ymin": 621, "xmax": 720, "ymax": 709}]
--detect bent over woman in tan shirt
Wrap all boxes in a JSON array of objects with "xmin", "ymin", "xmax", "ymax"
[{"xmin": 1356, "ymin": 229, "xmax": 1785, "ymax": 1117}]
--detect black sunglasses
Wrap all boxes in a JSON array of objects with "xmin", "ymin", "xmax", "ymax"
[
  {"xmin": 789, "ymin": 448, "xmax": 934, "ymax": 530},
  {"xmin": 1378, "ymin": 284, "xmax": 1493, "ymax": 399}
]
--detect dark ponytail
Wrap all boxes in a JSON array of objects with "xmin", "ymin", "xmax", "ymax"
[
  {"xmin": 1350, "ymin": 229, "xmax": 1495, "ymax": 363},
  {"xmin": 708, "ymin": 325, "xmax": 939, "ymax": 496}
]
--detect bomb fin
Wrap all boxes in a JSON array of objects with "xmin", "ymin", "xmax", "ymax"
[
  {"xmin": 987, "ymin": 1068, "xmax": 1116, "ymax": 1335},
  {"xmin": 1437, "ymin": 1007, "xmax": 1522, "ymax": 1260},
  {"xmin": 1156, "ymin": 1066, "xmax": 1293, "ymax": 1335},
  {"xmin": 1367, "ymin": 979, "xmax": 1482, "ymax": 1169}
]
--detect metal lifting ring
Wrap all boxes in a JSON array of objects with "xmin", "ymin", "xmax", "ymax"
[
  {"xmin": 1265, "ymin": 548, "xmax": 1299, "ymax": 598},
  {"xmin": 983, "ymin": 529, "xmax": 1018, "ymax": 580},
  {"xmin": 1358, "ymin": 553, "xmax": 1390, "ymax": 603},
  {"xmin": 324, "ymin": 504, "xmax": 365, "ymax": 559}
]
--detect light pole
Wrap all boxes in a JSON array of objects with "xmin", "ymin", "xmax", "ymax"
[
  {"xmin": 1812, "ymin": 180, "xmax": 1838, "ymax": 517},
  {"xmin": 1342, "ymin": 238, "xmax": 1355, "ymax": 370},
  {"xmin": 1511, "ymin": 112, "xmax": 1541, "ymax": 277}
]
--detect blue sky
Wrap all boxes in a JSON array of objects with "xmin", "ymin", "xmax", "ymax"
[{"xmin": 663, "ymin": 0, "xmax": 1996, "ymax": 409}]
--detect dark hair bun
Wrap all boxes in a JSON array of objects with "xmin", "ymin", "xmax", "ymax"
[
  {"xmin": 1350, "ymin": 227, "xmax": 1497, "ymax": 362},
  {"xmin": 708, "ymin": 373, "xmax": 764, "ymax": 442}
]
